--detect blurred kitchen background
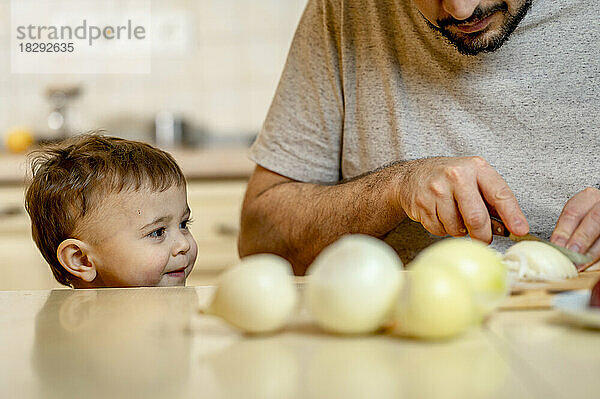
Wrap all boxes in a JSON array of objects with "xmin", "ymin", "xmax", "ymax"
[{"xmin": 0, "ymin": 0, "xmax": 307, "ymax": 290}]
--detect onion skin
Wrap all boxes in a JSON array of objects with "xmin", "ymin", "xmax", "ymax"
[
  {"xmin": 590, "ymin": 279, "xmax": 600, "ymax": 308},
  {"xmin": 208, "ymin": 254, "xmax": 298, "ymax": 334},
  {"xmin": 306, "ymin": 234, "xmax": 404, "ymax": 334}
]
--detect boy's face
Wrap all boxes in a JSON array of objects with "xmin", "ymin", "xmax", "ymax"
[{"xmin": 82, "ymin": 185, "xmax": 198, "ymax": 287}]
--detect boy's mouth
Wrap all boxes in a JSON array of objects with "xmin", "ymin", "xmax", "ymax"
[{"xmin": 165, "ymin": 266, "xmax": 187, "ymax": 277}]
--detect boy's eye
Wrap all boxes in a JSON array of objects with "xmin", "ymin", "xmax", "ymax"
[
  {"xmin": 148, "ymin": 227, "xmax": 166, "ymax": 238},
  {"xmin": 180, "ymin": 218, "xmax": 193, "ymax": 230}
]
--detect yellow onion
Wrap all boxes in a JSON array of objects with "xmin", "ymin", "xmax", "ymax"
[
  {"xmin": 409, "ymin": 238, "xmax": 507, "ymax": 320},
  {"xmin": 391, "ymin": 267, "xmax": 473, "ymax": 339}
]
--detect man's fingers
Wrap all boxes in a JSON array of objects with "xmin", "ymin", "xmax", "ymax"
[
  {"xmin": 585, "ymin": 238, "xmax": 600, "ymax": 265},
  {"xmin": 437, "ymin": 200, "xmax": 467, "ymax": 237},
  {"xmin": 551, "ymin": 208, "xmax": 586, "ymax": 247},
  {"xmin": 476, "ymin": 164, "xmax": 528, "ymax": 236},
  {"xmin": 428, "ymin": 178, "xmax": 465, "ymax": 237},
  {"xmin": 564, "ymin": 201, "xmax": 600, "ymax": 254},
  {"xmin": 453, "ymin": 183, "xmax": 492, "ymax": 243},
  {"xmin": 552, "ymin": 188, "xmax": 599, "ymax": 248},
  {"xmin": 440, "ymin": 158, "xmax": 491, "ymax": 242},
  {"xmin": 419, "ymin": 206, "xmax": 447, "ymax": 237},
  {"xmin": 406, "ymin": 192, "xmax": 447, "ymax": 236}
]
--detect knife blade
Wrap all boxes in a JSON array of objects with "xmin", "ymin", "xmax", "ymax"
[{"xmin": 490, "ymin": 216, "xmax": 594, "ymax": 267}]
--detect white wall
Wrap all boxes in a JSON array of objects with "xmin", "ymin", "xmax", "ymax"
[{"xmin": 0, "ymin": 0, "xmax": 307, "ymax": 145}]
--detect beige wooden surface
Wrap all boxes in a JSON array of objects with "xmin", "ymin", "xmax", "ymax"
[
  {"xmin": 1, "ymin": 285, "xmax": 598, "ymax": 399},
  {"xmin": 486, "ymin": 309, "xmax": 600, "ymax": 399}
]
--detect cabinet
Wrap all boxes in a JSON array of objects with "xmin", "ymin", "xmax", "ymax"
[
  {"xmin": 0, "ymin": 180, "xmax": 248, "ymax": 290},
  {"xmin": 186, "ymin": 181, "xmax": 247, "ymax": 285},
  {"xmin": 0, "ymin": 185, "xmax": 61, "ymax": 290}
]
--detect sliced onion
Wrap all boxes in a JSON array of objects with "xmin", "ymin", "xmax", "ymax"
[{"xmin": 503, "ymin": 241, "xmax": 577, "ymax": 281}]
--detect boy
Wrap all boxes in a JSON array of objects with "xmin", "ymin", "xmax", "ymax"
[{"xmin": 25, "ymin": 134, "xmax": 198, "ymax": 288}]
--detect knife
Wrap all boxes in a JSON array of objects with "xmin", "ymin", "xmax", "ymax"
[{"xmin": 490, "ymin": 216, "xmax": 594, "ymax": 268}]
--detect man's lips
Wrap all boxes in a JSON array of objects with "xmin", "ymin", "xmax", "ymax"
[{"xmin": 455, "ymin": 13, "xmax": 495, "ymax": 34}]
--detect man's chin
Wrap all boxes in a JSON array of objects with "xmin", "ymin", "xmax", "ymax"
[
  {"xmin": 441, "ymin": 29, "xmax": 508, "ymax": 56},
  {"xmin": 426, "ymin": 0, "xmax": 532, "ymax": 56}
]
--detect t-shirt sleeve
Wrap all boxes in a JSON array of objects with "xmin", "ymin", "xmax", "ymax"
[{"xmin": 248, "ymin": 0, "xmax": 344, "ymax": 184}]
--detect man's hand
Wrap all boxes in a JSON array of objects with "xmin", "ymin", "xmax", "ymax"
[
  {"xmin": 397, "ymin": 156, "xmax": 529, "ymax": 243},
  {"xmin": 551, "ymin": 187, "xmax": 600, "ymax": 264}
]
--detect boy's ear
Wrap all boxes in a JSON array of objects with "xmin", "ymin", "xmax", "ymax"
[{"xmin": 57, "ymin": 239, "xmax": 97, "ymax": 283}]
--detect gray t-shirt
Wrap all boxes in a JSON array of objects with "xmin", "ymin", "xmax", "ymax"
[{"xmin": 249, "ymin": 0, "xmax": 600, "ymax": 263}]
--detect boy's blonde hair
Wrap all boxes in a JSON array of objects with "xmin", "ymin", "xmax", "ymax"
[{"xmin": 25, "ymin": 134, "xmax": 186, "ymax": 286}]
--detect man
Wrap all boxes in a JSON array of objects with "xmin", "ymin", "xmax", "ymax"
[{"xmin": 239, "ymin": 0, "xmax": 600, "ymax": 274}]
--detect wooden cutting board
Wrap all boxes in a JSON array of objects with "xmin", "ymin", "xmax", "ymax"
[{"xmin": 500, "ymin": 270, "xmax": 600, "ymax": 310}]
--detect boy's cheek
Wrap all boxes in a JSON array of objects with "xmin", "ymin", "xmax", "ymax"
[
  {"xmin": 126, "ymin": 260, "xmax": 168, "ymax": 287},
  {"xmin": 190, "ymin": 242, "xmax": 199, "ymax": 265}
]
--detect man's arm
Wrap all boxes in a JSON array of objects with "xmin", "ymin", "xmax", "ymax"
[
  {"xmin": 239, "ymin": 156, "xmax": 529, "ymax": 275},
  {"xmin": 238, "ymin": 165, "xmax": 406, "ymax": 275}
]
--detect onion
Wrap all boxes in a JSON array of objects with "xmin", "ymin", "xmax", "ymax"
[
  {"xmin": 391, "ymin": 267, "xmax": 473, "ymax": 339},
  {"xmin": 306, "ymin": 234, "xmax": 403, "ymax": 334},
  {"xmin": 409, "ymin": 238, "xmax": 507, "ymax": 320},
  {"xmin": 206, "ymin": 254, "xmax": 298, "ymax": 333},
  {"xmin": 503, "ymin": 241, "xmax": 577, "ymax": 280}
]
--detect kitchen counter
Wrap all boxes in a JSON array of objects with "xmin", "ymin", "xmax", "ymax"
[
  {"xmin": 0, "ymin": 146, "xmax": 255, "ymax": 184},
  {"xmin": 1, "ymin": 285, "xmax": 598, "ymax": 398}
]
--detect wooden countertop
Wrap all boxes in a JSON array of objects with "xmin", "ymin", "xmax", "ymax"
[
  {"xmin": 0, "ymin": 146, "xmax": 255, "ymax": 184},
  {"xmin": 1, "ymin": 285, "xmax": 598, "ymax": 398}
]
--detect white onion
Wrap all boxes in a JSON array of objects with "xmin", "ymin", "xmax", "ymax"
[
  {"xmin": 391, "ymin": 267, "xmax": 473, "ymax": 340},
  {"xmin": 409, "ymin": 238, "xmax": 507, "ymax": 320},
  {"xmin": 503, "ymin": 241, "xmax": 577, "ymax": 280},
  {"xmin": 306, "ymin": 234, "xmax": 403, "ymax": 334},
  {"xmin": 207, "ymin": 254, "xmax": 298, "ymax": 333}
]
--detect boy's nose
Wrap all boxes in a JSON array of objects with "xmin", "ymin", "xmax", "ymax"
[
  {"xmin": 172, "ymin": 232, "xmax": 191, "ymax": 256},
  {"xmin": 442, "ymin": 0, "xmax": 479, "ymax": 20}
]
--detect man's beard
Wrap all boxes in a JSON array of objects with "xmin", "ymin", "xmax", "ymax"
[{"xmin": 425, "ymin": 1, "xmax": 532, "ymax": 56}]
